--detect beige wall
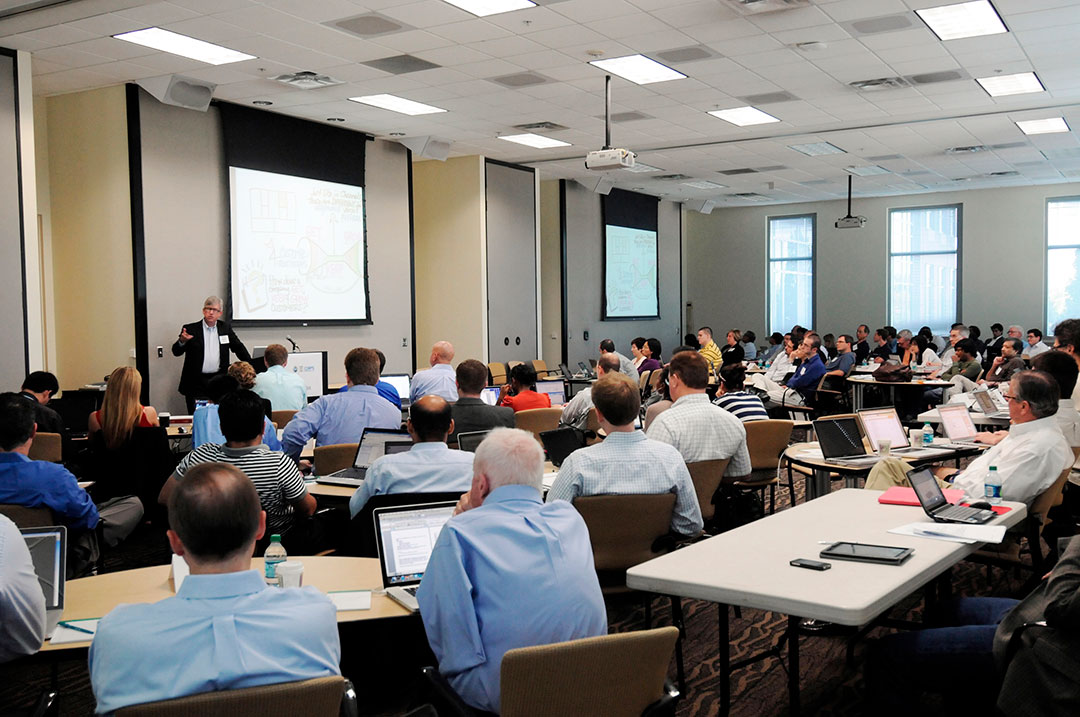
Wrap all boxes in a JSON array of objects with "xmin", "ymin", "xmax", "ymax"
[
  {"xmin": 45, "ymin": 85, "xmax": 134, "ymax": 387},
  {"xmin": 412, "ymin": 155, "xmax": 487, "ymax": 366},
  {"xmin": 539, "ymin": 179, "xmax": 561, "ymax": 367}
]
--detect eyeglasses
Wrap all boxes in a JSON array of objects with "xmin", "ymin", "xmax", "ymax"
[
  {"xmin": 203, "ymin": 307, "xmax": 222, "ymax": 314},
  {"xmin": 1001, "ymin": 392, "xmax": 1022, "ymax": 402}
]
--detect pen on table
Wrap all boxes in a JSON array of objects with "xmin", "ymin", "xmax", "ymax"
[{"xmin": 58, "ymin": 621, "xmax": 96, "ymax": 635}]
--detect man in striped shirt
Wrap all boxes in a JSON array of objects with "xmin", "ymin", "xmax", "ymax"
[
  {"xmin": 159, "ymin": 390, "xmax": 316, "ymax": 551},
  {"xmin": 713, "ymin": 364, "xmax": 768, "ymax": 422},
  {"xmin": 697, "ymin": 327, "xmax": 723, "ymax": 370}
]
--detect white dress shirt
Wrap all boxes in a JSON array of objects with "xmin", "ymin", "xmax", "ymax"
[
  {"xmin": 764, "ymin": 351, "xmax": 793, "ymax": 383},
  {"xmin": 349, "ymin": 442, "xmax": 475, "ymax": 516},
  {"xmin": 646, "ymin": 393, "xmax": 751, "ymax": 476},
  {"xmin": 201, "ymin": 320, "xmax": 220, "ymax": 374},
  {"xmin": 1024, "ymin": 341, "xmax": 1050, "ymax": 359},
  {"xmin": 1053, "ymin": 398, "xmax": 1080, "ymax": 485}
]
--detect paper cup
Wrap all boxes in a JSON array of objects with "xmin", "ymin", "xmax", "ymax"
[
  {"xmin": 277, "ymin": 561, "xmax": 304, "ymax": 588},
  {"xmin": 878, "ymin": 439, "xmax": 891, "ymax": 457}
]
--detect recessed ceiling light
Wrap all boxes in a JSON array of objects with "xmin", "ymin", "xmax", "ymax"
[
  {"xmin": 498, "ymin": 133, "xmax": 570, "ymax": 149},
  {"xmin": 252, "ymin": 100, "xmax": 272, "ymax": 106},
  {"xmin": 845, "ymin": 165, "xmax": 890, "ymax": 176},
  {"xmin": 1016, "ymin": 117, "xmax": 1070, "ymax": 135},
  {"xmin": 588, "ymin": 54, "xmax": 686, "ymax": 85},
  {"xmin": 623, "ymin": 162, "xmax": 662, "ymax": 173},
  {"xmin": 348, "ymin": 94, "xmax": 446, "ymax": 115},
  {"xmin": 916, "ymin": 0, "xmax": 1007, "ymax": 41},
  {"xmin": 441, "ymin": 0, "xmax": 535, "ymax": 17},
  {"xmin": 976, "ymin": 71, "xmax": 1044, "ymax": 97},
  {"xmin": 708, "ymin": 106, "xmax": 780, "ymax": 126},
  {"xmin": 683, "ymin": 180, "xmax": 727, "ymax": 190},
  {"xmin": 113, "ymin": 27, "xmax": 255, "ymax": 65},
  {"xmin": 788, "ymin": 141, "xmax": 846, "ymax": 156}
]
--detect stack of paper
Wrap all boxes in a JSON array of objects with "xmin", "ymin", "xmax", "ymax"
[{"xmin": 888, "ymin": 522, "xmax": 1007, "ymax": 544}]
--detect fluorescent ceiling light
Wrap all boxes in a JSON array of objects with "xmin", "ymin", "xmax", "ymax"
[
  {"xmin": 708, "ymin": 106, "xmax": 780, "ymax": 126},
  {"xmin": 976, "ymin": 71, "xmax": 1044, "ymax": 97},
  {"xmin": 113, "ymin": 27, "xmax": 254, "ymax": 65},
  {"xmin": 349, "ymin": 94, "xmax": 446, "ymax": 115},
  {"xmin": 442, "ymin": 0, "xmax": 535, "ymax": 16},
  {"xmin": 788, "ymin": 141, "xmax": 846, "ymax": 156},
  {"xmin": 1016, "ymin": 117, "xmax": 1070, "ymax": 135},
  {"xmin": 683, "ymin": 180, "xmax": 727, "ymax": 190},
  {"xmin": 845, "ymin": 165, "xmax": 890, "ymax": 176},
  {"xmin": 498, "ymin": 133, "xmax": 570, "ymax": 149},
  {"xmin": 623, "ymin": 162, "xmax": 662, "ymax": 173},
  {"xmin": 916, "ymin": 0, "xmax": 1007, "ymax": 41},
  {"xmin": 588, "ymin": 54, "xmax": 686, "ymax": 85}
]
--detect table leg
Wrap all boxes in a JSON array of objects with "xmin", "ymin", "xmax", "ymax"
[
  {"xmin": 807, "ymin": 468, "xmax": 830, "ymax": 500},
  {"xmin": 788, "ymin": 614, "xmax": 801, "ymax": 716},
  {"xmin": 853, "ymin": 383, "xmax": 863, "ymax": 411},
  {"xmin": 719, "ymin": 603, "xmax": 730, "ymax": 716}
]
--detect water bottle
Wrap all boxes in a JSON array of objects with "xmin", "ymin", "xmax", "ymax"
[
  {"xmin": 922, "ymin": 422, "xmax": 934, "ymax": 447},
  {"xmin": 263, "ymin": 534, "xmax": 287, "ymax": 586},
  {"xmin": 984, "ymin": 465, "xmax": 1002, "ymax": 505}
]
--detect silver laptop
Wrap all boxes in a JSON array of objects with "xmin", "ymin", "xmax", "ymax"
[
  {"xmin": 858, "ymin": 407, "xmax": 946, "ymax": 457},
  {"xmin": 373, "ymin": 502, "xmax": 456, "ymax": 612},
  {"xmin": 22, "ymin": 525, "xmax": 66, "ymax": 638},
  {"xmin": 973, "ymin": 389, "xmax": 1010, "ymax": 419},
  {"xmin": 479, "ymin": 386, "xmax": 501, "ymax": 406},
  {"xmin": 535, "ymin": 379, "xmax": 566, "ymax": 407},
  {"xmin": 937, "ymin": 404, "xmax": 988, "ymax": 449},
  {"xmin": 381, "ymin": 374, "xmax": 412, "ymax": 408},
  {"xmin": 316, "ymin": 428, "xmax": 411, "ymax": 486}
]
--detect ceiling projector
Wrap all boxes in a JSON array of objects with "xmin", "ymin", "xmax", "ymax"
[
  {"xmin": 586, "ymin": 148, "xmax": 635, "ymax": 171},
  {"xmin": 835, "ymin": 215, "xmax": 866, "ymax": 229}
]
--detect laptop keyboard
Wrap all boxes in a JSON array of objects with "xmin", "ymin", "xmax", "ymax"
[
  {"xmin": 939, "ymin": 505, "xmax": 984, "ymax": 521},
  {"xmin": 404, "ymin": 586, "xmax": 418, "ymax": 596}
]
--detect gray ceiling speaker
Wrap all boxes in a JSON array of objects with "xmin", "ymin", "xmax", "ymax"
[
  {"xmin": 398, "ymin": 135, "xmax": 452, "ymax": 161},
  {"xmin": 136, "ymin": 75, "xmax": 215, "ymax": 112},
  {"xmin": 576, "ymin": 176, "xmax": 614, "ymax": 195},
  {"xmin": 684, "ymin": 199, "xmax": 716, "ymax": 214}
]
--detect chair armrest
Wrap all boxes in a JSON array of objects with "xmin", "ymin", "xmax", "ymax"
[
  {"xmin": 642, "ymin": 680, "xmax": 681, "ymax": 717},
  {"xmin": 340, "ymin": 679, "xmax": 358, "ymax": 717},
  {"xmin": 420, "ymin": 667, "xmax": 476, "ymax": 717}
]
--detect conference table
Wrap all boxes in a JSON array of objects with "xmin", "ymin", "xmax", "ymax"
[
  {"xmin": 917, "ymin": 407, "xmax": 1009, "ymax": 427},
  {"xmin": 626, "ymin": 489, "xmax": 1027, "ymax": 716},
  {"xmin": 847, "ymin": 375, "xmax": 952, "ymax": 411}
]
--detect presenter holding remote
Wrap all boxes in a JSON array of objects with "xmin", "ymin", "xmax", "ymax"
[{"xmin": 172, "ymin": 296, "xmax": 250, "ymax": 413}]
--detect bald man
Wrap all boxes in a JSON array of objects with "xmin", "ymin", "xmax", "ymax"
[
  {"xmin": 349, "ymin": 395, "xmax": 475, "ymax": 516},
  {"xmin": 411, "ymin": 341, "xmax": 458, "ymax": 403}
]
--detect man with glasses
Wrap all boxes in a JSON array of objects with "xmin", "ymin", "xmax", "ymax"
[{"xmin": 172, "ymin": 296, "xmax": 250, "ymax": 413}]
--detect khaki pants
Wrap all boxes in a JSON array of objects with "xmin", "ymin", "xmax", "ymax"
[{"xmin": 864, "ymin": 458, "xmax": 952, "ymax": 492}]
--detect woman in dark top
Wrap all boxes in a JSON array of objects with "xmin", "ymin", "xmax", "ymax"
[
  {"xmin": 721, "ymin": 329, "xmax": 745, "ymax": 366},
  {"xmin": 638, "ymin": 338, "xmax": 663, "ymax": 374}
]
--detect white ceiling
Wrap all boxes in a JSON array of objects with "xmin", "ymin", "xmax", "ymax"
[{"xmin": 7, "ymin": 0, "xmax": 1080, "ymax": 206}]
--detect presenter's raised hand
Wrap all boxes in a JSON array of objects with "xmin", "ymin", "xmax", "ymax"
[{"xmin": 179, "ymin": 327, "xmax": 193, "ymax": 343}]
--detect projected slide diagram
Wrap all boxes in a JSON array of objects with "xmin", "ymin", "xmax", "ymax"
[
  {"xmin": 605, "ymin": 224, "xmax": 659, "ymax": 318},
  {"xmin": 231, "ymin": 167, "xmax": 367, "ymax": 322}
]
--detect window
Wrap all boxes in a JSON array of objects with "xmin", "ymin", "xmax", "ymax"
[
  {"xmin": 1047, "ymin": 197, "xmax": 1080, "ymax": 331},
  {"xmin": 767, "ymin": 214, "xmax": 814, "ymax": 335},
  {"xmin": 889, "ymin": 206, "xmax": 959, "ymax": 336}
]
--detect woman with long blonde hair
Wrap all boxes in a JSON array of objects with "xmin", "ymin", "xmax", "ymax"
[{"xmin": 87, "ymin": 367, "xmax": 159, "ymax": 449}]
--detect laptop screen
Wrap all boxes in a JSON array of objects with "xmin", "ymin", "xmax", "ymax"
[
  {"xmin": 374, "ymin": 503, "xmax": 456, "ymax": 586},
  {"xmin": 540, "ymin": 427, "xmax": 584, "ymax": 467},
  {"xmin": 859, "ymin": 408, "xmax": 911, "ymax": 451},
  {"xmin": 973, "ymin": 390, "xmax": 1002, "ymax": 414},
  {"xmin": 813, "ymin": 417, "xmax": 865, "ymax": 458},
  {"xmin": 353, "ymin": 428, "xmax": 411, "ymax": 468},
  {"xmin": 480, "ymin": 386, "xmax": 501, "ymax": 406},
  {"xmin": 381, "ymin": 374, "xmax": 411, "ymax": 403},
  {"xmin": 384, "ymin": 441, "xmax": 413, "ymax": 456},
  {"xmin": 908, "ymin": 468, "xmax": 948, "ymax": 512},
  {"xmin": 21, "ymin": 526, "xmax": 65, "ymax": 610},
  {"xmin": 938, "ymin": 404, "xmax": 977, "ymax": 440},
  {"xmin": 535, "ymin": 379, "xmax": 565, "ymax": 406},
  {"xmin": 456, "ymin": 430, "xmax": 490, "ymax": 453}
]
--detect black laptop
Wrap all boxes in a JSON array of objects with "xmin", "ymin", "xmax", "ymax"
[
  {"xmin": 907, "ymin": 467, "xmax": 996, "ymax": 524},
  {"xmin": 813, "ymin": 416, "xmax": 880, "ymax": 466},
  {"xmin": 539, "ymin": 427, "xmax": 585, "ymax": 467}
]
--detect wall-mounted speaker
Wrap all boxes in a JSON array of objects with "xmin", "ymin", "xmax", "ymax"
[
  {"xmin": 136, "ymin": 75, "xmax": 215, "ymax": 112},
  {"xmin": 398, "ymin": 135, "xmax": 452, "ymax": 161}
]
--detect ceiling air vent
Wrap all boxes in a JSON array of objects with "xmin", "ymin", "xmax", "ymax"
[
  {"xmin": 328, "ymin": 13, "xmax": 411, "ymax": 38},
  {"xmin": 513, "ymin": 121, "xmax": 568, "ymax": 132},
  {"xmin": 945, "ymin": 145, "xmax": 988, "ymax": 154},
  {"xmin": 730, "ymin": 192, "xmax": 770, "ymax": 201},
  {"xmin": 988, "ymin": 170, "xmax": 1019, "ymax": 177},
  {"xmin": 362, "ymin": 55, "xmax": 441, "ymax": 75},
  {"xmin": 655, "ymin": 174, "xmax": 691, "ymax": 181},
  {"xmin": 718, "ymin": 168, "xmax": 758, "ymax": 176},
  {"xmin": 491, "ymin": 72, "xmax": 550, "ymax": 87},
  {"xmin": 718, "ymin": 0, "xmax": 810, "ymax": 15},
  {"xmin": 849, "ymin": 77, "xmax": 910, "ymax": 92},
  {"xmin": 273, "ymin": 72, "xmax": 344, "ymax": 89}
]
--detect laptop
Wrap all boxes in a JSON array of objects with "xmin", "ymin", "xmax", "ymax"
[
  {"xmin": 972, "ymin": 389, "xmax": 1010, "ymax": 419},
  {"xmin": 558, "ymin": 362, "xmax": 575, "ymax": 379},
  {"xmin": 479, "ymin": 386, "xmax": 501, "ymax": 406},
  {"xmin": 858, "ymin": 407, "xmax": 945, "ymax": 457},
  {"xmin": 373, "ymin": 502, "xmax": 457, "ymax": 612},
  {"xmin": 539, "ymin": 427, "xmax": 585, "ymax": 467},
  {"xmin": 535, "ymin": 379, "xmax": 566, "ymax": 407},
  {"xmin": 21, "ymin": 525, "xmax": 66, "ymax": 638},
  {"xmin": 813, "ymin": 416, "xmax": 879, "ymax": 466},
  {"xmin": 381, "ymin": 374, "xmax": 412, "ymax": 408},
  {"xmin": 578, "ymin": 361, "xmax": 596, "ymax": 379},
  {"xmin": 937, "ymin": 404, "xmax": 988, "ymax": 449},
  {"xmin": 316, "ymin": 428, "xmax": 412, "ymax": 486},
  {"xmin": 907, "ymin": 467, "xmax": 996, "ymax": 524},
  {"xmin": 455, "ymin": 430, "xmax": 490, "ymax": 452}
]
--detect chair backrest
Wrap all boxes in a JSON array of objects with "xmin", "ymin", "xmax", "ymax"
[
  {"xmin": 638, "ymin": 370, "xmax": 652, "ymax": 392},
  {"xmin": 530, "ymin": 359, "xmax": 549, "ymax": 378},
  {"xmin": 745, "ymin": 420, "xmax": 795, "ymax": 471},
  {"xmin": 685, "ymin": 458, "xmax": 731, "ymax": 522},
  {"xmin": 1030, "ymin": 464, "xmax": 1073, "ymax": 528},
  {"xmin": 271, "ymin": 410, "xmax": 297, "ymax": 430},
  {"xmin": 312, "ymin": 443, "xmax": 358, "ymax": 476},
  {"xmin": 500, "ymin": 627, "xmax": 679, "ymax": 717},
  {"xmin": 115, "ymin": 676, "xmax": 345, "ymax": 717},
  {"xmin": 83, "ymin": 427, "xmax": 175, "ymax": 506},
  {"xmin": 573, "ymin": 493, "xmax": 676, "ymax": 572},
  {"xmin": 514, "ymin": 408, "xmax": 563, "ymax": 443},
  {"xmin": 0, "ymin": 503, "xmax": 55, "ymax": 528},
  {"xmin": 28, "ymin": 432, "xmax": 62, "ymax": 462},
  {"xmin": 584, "ymin": 408, "xmax": 601, "ymax": 445},
  {"xmin": 507, "ymin": 360, "xmax": 524, "ymax": 370},
  {"xmin": 346, "ymin": 492, "xmax": 462, "ymax": 557},
  {"xmin": 488, "ymin": 362, "xmax": 507, "ymax": 386}
]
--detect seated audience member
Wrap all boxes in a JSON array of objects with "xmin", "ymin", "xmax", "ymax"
[
  {"xmin": 983, "ymin": 323, "xmax": 1005, "ymax": 371},
  {"xmin": 902, "ymin": 334, "xmax": 942, "ymax": 369},
  {"xmin": 683, "ymin": 332, "xmax": 700, "ymax": 351},
  {"xmin": 18, "ymin": 371, "xmax": 65, "ymax": 437},
  {"xmin": 696, "ymin": 326, "xmax": 722, "ymax": 368},
  {"xmin": 0, "ymin": 513, "xmax": 46, "ymax": 663},
  {"xmin": 923, "ymin": 338, "xmax": 981, "ymax": 405},
  {"xmin": 643, "ymin": 368, "xmax": 673, "ymax": 431},
  {"xmin": 939, "ymin": 323, "xmax": 970, "ymax": 367},
  {"xmin": 411, "ymin": 341, "xmax": 458, "ymax": 403},
  {"xmin": 1053, "ymin": 318, "xmax": 1080, "ymax": 403},
  {"xmin": 853, "ymin": 324, "xmax": 870, "ymax": 364},
  {"xmin": 349, "ymin": 395, "xmax": 474, "ymax": 516},
  {"xmin": 161, "ymin": 390, "xmax": 315, "ymax": 551},
  {"xmin": 867, "ymin": 372, "xmax": 1072, "ymax": 507},
  {"xmin": 978, "ymin": 350, "xmax": 1080, "ymax": 448},
  {"xmin": 417, "ymin": 428, "xmax": 606, "ymax": 713},
  {"xmin": 761, "ymin": 332, "xmax": 784, "ymax": 363},
  {"xmin": 548, "ymin": 374, "xmax": 702, "ymax": 536},
  {"xmin": 647, "ymin": 351, "xmax": 751, "ymax": 477},
  {"xmin": 713, "ymin": 364, "xmax": 768, "ymax": 422},
  {"xmin": 866, "ymin": 533, "xmax": 1080, "ymax": 716},
  {"xmin": 227, "ymin": 361, "xmax": 272, "ymax": 419},
  {"xmin": 750, "ymin": 334, "xmax": 826, "ymax": 407},
  {"xmin": 87, "ymin": 367, "xmax": 159, "ymax": 441},
  {"xmin": 192, "ymin": 375, "xmax": 280, "ymax": 451},
  {"xmin": 1007, "ymin": 324, "xmax": 1024, "ymax": 340},
  {"xmin": 498, "ymin": 363, "xmax": 551, "ymax": 412},
  {"xmin": 821, "ymin": 333, "xmax": 836, "ymax": 361},
  {"xmin": 630, "ymin": 337, "xmax": 647, "ymax": 370},
  {"xmin": 869, "ymin": 327, "xmax": 893, "ymax": 363},
  {"xmin": 0, "ymin": 393, "xmax": 142, "ymax": 563},
  {"xmin": 599, "ymin": 338, "xmax": 637, "ymax": 378},
  {"xmin": 252, "ymin": 343, "xmax": 307, "ymax": 412},
  {"xmin": 742, "ymin": 330, "xmax": 758, "ymax": 361},
  {"xmin": 761, "ymin": 334, "xmax": 795, "ymax": 382},
  {"xmin": 823, "ymin": 334, "xmax": 856, "ymax": 382},
  {"xmin": 638, "ymin": 338, "xmax": 663, "ymax": 374},
  {"xmin": 981, "ymin": 337, "xmax": 1026, "ymax": 386},
  {"xmin": 969, "ymin": 325, "xmax": 987, "ymax": 359},
  {"xmin": 720, "ymin": 329, "xmax": 745, "ymax": 366},
  {"xmin": 371, "ymin": 349, "xmax": 403, "ymax": 409},
  {"xmin": 448, "ymin": 359, "xmax": 514, "ymax": 443},
  {"xmin": 1025, "ymin": 328, "xmax": 1050, "ymax": 359},
  {"xmin": 281, "ymin": 348, "xmax": 401, "ymax": 460},
  {"xmin": 91, "ymin": 463, "xmax": 339, "ymax": 714},
  {"xmin": 560, "ymin": 354, "xmax": 619, "ymax": 430}
]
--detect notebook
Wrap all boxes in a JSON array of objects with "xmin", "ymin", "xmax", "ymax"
[
  {"xmin": 373, "ymin": 502, "xmax": 456, "ymax": 612},
  {"xmin": 21, "ymin": 525, "xmax": 66, "ymax": 638},
  {"xmin": 316, "ymin": 428, "xmax": 411, "ymax": 486},
  {"xmin": 907, "ymin": 467, "xmax": 996, "ymax": 524}
]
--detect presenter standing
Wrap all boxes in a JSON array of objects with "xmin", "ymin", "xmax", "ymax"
[{"xmin": 172, "ymin": 296, "xmax": 250, "ymax": 413}]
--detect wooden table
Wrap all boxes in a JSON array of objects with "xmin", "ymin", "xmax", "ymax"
[{"xmin": 42, "ymin": 556, "xmax": 409, "ymax": 651}]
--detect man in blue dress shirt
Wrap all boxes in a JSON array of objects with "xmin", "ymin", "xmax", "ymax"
[
  {"xmin": 417, "ymin": 427, "xmax": 607, "ymax": 713},
  {"xmin": 252, "ymin": 344, "xmax": 308, "ymax": 412},
  {"xmin": 89, "ymin": 462, "xmax": 340, "ymax": 714},
  {"xmin": 349, "ymin": 395, "xmax": 474, "ymax": 516},
  {"xmin": 281, "ymin": 347, "xmax": 401, "ymax": 460},
  {"xmin": 410, "ymin": 341, "xmax": 458, "ymax": 403}
]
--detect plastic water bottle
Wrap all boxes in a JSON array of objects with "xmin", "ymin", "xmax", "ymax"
[
  {"xmin": 922, "ymin": 422, "xmax": 934, "ymax": 447},
  {"xmin": 263, "ymin": 534, "xmax": 287, "ymax": 586},
  {"xmin": 985, "ymin": 465, "xmax": 1002, "ymax": 505}
]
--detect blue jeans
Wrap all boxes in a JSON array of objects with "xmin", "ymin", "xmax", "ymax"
[{"xmin": 865, "ymin": 597, "xmax": 1019, "ymax": 713}]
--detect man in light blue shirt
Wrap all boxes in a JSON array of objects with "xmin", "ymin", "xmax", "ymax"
[
  {"xmin": 281, "ymin": 347, "xmax": 401, "ymax": 459},
  {"xmin": 89, "ymin": 462, "xmax": 340, "ymax": 714},
  {"xmin": 253, "ymin": 344, "xmax": 308, "ymax": 412},
  {"xmin": 349, "ymin": 395, "xmax": 474, "ymax": 516},
  {"xmin": 417, "ymin": 428, "xmax": 607, "ymax": 714},
  {"xmin": 0, "ymin": 513, "xmax": 46, "ymax": 663},
  {"xmin": 410, "ymin": 341, "xmax": 458, "ymax": 403},
  {"xmin": 548, "ymin": 374, "xmax": 703, "ymax": 536}
]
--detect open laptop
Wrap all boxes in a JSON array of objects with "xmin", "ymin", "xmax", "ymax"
[
  {"xmin": 907, "ymin": 467, "xmax": 996, "ymax": 524},
  {"xmin": 21, "ymin": 525, "xmax": 66, "ymax": 638},
  {"xmin": 539, "ymin": 427, "xmax": 585, "ymax": 467},
  {"xmin": 455, "ymin": 430, "xmax": 490, "ymax": 452},
  {"xmin": 479, "ymin": 386, "xmax": 501, "ymax": 406},
  {"xmin": 535, "ymin": 379, "xmax": 566, "ymax": 406},
  {"xmin": 577, "ymin": 361, "xmax": 596, "ymax": 379},
  {"xmin": 316, "ymin": 428, "xmax": 412, "ymax": 486},
  {"xmin": 972, "ymin": 389, "xmax": 1010, "ymax": 419},
  {"xmin": 381, "ymin": 374, "xmax": 412, "ymax": 408},
  {"xmin": 813, "ymin": 416, "xmax": 880, "ymax": 466},
  {"xmin": 373, "ymin": 502, "xmax": 457, "ymax": 612},
  {"xmin": 858, "ymin": 407, "xmax": 946, "ymax": 457},
  {"xmin": 937, "ymin": 404, "xmax": 988, "ymax": 449}
]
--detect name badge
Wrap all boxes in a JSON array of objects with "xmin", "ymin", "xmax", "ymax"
[{"xmin": 219, "ymin": 335, "xmax": 230, "ymax": 345}]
